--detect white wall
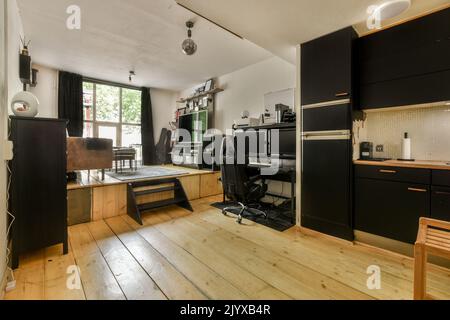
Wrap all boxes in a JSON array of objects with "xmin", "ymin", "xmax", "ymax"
[
  {"xmin": 29, "ymin": 64, "xmax": 58, "ymax": 118},
  {"xmin": 179, "ymin": 56, "xmax": 296, "ymax": 132},
  {"xmin": 0, "ymin": 0, "xmax": 7, "ymax": 292},
  {"xmin": 150, "ymin": 88, "xmax": 177, "ymax": 142},
  {"xmin": 1, "ymin": 0, "xmax": 24, "ymax": 291}
]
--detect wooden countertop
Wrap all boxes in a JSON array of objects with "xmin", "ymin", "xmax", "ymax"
[
  {"xmin": 67, "ymin": 165, "xmax": 218, "ymax": 190},
  {"xmin": 354, "ymin": 159, "xmax": 450, "ymax": 171}
]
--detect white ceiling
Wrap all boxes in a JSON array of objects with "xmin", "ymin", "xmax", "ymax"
[
  {"xmin": 177, "ymin": 0, "xmax": 450, "ymax": 63},
  {"xmin": 17, "ymin": 0, "xmax": 273, "ymax": 91}
]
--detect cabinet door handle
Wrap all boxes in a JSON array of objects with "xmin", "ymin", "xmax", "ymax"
[
  {"xmin": 408, "ymin": 188, "xmax": 428, "ymax": 193},
  {"xmin": 379, "ymin": 169, "xmax": 397, "ymax": 174},
  {"xmin": 335, "ymin": 92, "xmax": 349, "ymax": 97},
  {"xmin": 435, "ymin": 191, "xmax": 450, "ymax": 196}
]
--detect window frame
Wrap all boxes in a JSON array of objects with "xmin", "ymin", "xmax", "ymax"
[{"xmin": 83, "ymin": 79, "xmax": 142, "ymax": 147}]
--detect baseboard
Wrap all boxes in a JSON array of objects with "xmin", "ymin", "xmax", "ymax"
[
  {"xmin": 0, "ymin": 268, "xmax": 8, "ymax": 300},
  {"xmin": 301, "ymin": 215, "xmax": 354, "ymax": 242},
  {"xmin": 298, "ymin": 226, "xmax": 354, "ymax": 246},
  {"xmin": 355, "ymin": 230, "xmax": 450, "ymax": 269}
]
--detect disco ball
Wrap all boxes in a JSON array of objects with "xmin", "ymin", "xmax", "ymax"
[{"xmin": 182, "ymin": 38, "xmax": 197, "ymax": 56}]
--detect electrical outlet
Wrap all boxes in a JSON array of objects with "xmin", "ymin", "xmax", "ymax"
[{"xmin": 376, "ymin": 145, "xmax": 384, "ymax": 153}]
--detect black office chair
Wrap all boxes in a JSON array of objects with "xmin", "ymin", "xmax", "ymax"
[{"xmin": 220, "ymin": 135, "xmax": 268, "ymax": 224}]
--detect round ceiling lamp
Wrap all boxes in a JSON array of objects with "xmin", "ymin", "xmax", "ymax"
[
  {"xmin": 182, "ymin": 21, "xmax": 197, "ymax": 56},
  {"xmin": 377, "ymin": 0, "xmax": 411, "ymax": 21}
]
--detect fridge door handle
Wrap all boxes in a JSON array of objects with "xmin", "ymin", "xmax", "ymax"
[
  {"xmin": 302, "ymin": 130, "xmax": 351, "ymax": 141},
  {"xmin": 302, "ymin": 99, "xmax": 351, "ymax": 110}
]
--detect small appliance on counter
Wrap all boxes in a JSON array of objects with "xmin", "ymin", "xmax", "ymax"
[
  {"xmin": 275, "ymin": 104, "xmax": 290, "ymax": 123},
  {"xmin": 360, "ymin": 142, "xmax": 373, "ymax": 160}
]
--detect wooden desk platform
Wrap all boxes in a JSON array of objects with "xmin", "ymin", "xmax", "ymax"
[{"xmin": 67, "ymin": 166, "xmax": 223, "ymax": 224}]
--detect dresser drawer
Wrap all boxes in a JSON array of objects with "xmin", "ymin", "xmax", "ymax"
[
  {"xmin": 355, "ymin": 165, "xmax": 431, "ymax": 184},
  {"xmin": 432, "ymin": 170, "xmax": 450, "ymax": 187}
]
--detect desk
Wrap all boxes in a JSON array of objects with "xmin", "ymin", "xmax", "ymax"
[
  {"xmin": 248, "ymin": 163, "xmax": 296, "ymax": 224},
  {"xmin": 234, "ymin": 123, "xmax": 297, "ymax": 224}
]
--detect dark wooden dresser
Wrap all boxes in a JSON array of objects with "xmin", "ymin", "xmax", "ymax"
[{"xmin": 9, "ymin": 117, "xmax": 68, "ymax": 269}]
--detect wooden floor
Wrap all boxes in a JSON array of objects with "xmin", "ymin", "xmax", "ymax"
[{"xmin": 4, "ymin": 195, "xmax": 450, "ymax": 300}]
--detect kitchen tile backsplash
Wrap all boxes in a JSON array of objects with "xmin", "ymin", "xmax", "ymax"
[{"xmin": 353, "ymin": 104, "xmax": 450, "ymax": 161}]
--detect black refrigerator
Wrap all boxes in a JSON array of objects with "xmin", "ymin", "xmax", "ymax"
[{"xmin": 301, "ymin": 99, "xmax": 354, "ymax": 241}]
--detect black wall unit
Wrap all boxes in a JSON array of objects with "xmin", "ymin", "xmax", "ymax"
[
  {"xmin": 301, "ymin": 27, "xmax": 358, "ymax": 105},
  {"xmin": 10, "ymin": 117, "xmax": 68, "ymax": 269},
  {"xmin": 359, "ymin": 7, "xmax": 450, "ymax": 109}
]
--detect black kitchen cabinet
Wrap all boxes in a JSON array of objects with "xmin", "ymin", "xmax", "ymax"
[
  {"xmin": 10, "ymin": 117, "xmax": 68, "ymax": 269},
  {"xmin": 301, "ymin": 27, "xmax": 357, "ymax": 106},
  {"xmin": 355, "ymin": 178, "xmax": 430, "ymax": 244},
  {"xmin": 431, "ymin": 186, "xmax": 450, "ymax": 222},
  {"xmin": 431, "ymin": 170, "xmax": 450, "ymax": 221},
  {"xmin": 302, "ymin": 138, "xmax": 353, "ymax": 240},
  {"xmin": 359, "ymin": 7, "xmax": 450, "ymax": 109}
]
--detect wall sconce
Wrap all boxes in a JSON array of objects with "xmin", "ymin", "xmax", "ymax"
[{"xmin": 11, "ymin": 91, "xmax": 40, "ymax": 117}]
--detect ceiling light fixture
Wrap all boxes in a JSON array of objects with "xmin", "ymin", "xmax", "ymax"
[
  {"xmin": 182, "ymin": 21, "xmax": 197, "ymax": 56},
  {"xmin": 129, "ymin": 71, "xmax": 135, "ymax": 82},
  {"xmin": 376, "ymin": 0, "xmax": 411, "ymax": 21}
]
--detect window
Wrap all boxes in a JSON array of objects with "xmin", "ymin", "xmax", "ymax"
[{"xmin": 82, "ymin": 81, "xmax": 142, "ymax": 149}]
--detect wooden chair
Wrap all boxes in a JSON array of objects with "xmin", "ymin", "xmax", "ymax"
[{"xmin": 414, "ymin": 217, "xmax": 450, "ymax": 300}]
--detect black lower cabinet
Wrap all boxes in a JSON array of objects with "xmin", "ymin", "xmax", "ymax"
[
  {"xmin": 355, "ymin": 178, "xmax": 430, "ymax": 244},
  {"xmin": 10, "ymin": 117, "xmax": 68, "ymax": 269},
  {"xmin": 431, "ymin": 186, "xmax": 450, "ymax": 221}
]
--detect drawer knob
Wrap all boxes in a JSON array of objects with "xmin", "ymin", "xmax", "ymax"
[
  {"xmin": 379, "ymin": 169, "xmax": 397, "ymax": 174},
  {"xmin": 408, "ymin": 188, "xmax": 428, "ymax": 193}
]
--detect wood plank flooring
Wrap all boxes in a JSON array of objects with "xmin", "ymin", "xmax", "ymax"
[{"xmin": 4, "ymin": 195, "xmax": 450, "ymax": 300}]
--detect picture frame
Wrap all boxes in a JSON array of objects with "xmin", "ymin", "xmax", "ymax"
[{"xmin": 204, "ymin": 79, "xmax": 214, "ymax": 92}]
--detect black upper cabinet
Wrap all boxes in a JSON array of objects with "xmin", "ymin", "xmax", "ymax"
[
  {"xmin": 359, "ymin": 8, "xmax": 450, "ymax": 109},
  {"xmin": 301, "ymin": 27, "xmax": 357, "ymax": 105}
]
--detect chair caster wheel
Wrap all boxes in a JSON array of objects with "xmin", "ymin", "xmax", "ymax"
[
  {"xmin": 222, "ymin": 210, "xmax": 227, "ymax": 216},
  {"xmin": 237, "ymin": 217, "xmax": 243, "ymax": 224}
]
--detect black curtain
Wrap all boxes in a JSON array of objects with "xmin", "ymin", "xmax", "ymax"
[
  {"xmin": 141, "ymin": 88, "xmax": 157, "ymax": 165},
  {"xmin": 58, "ymin": 71, "xmax": 83, "ymax": 137}
]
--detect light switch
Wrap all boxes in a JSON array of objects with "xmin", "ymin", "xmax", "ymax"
[{"xmin": 2, "ymin": 140, "xmax": 13, "ymax": 161}]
